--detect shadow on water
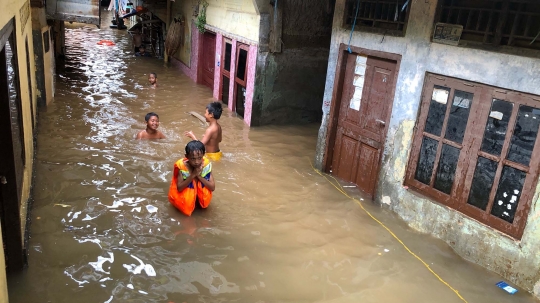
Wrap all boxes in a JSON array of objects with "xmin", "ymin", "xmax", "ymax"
[{"xmin": 6, "ymin": 8, "xmax": 539, "ymax": 303}]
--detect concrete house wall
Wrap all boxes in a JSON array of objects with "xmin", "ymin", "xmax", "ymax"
[
  {"xmin": 0, "ymin": 0, "xmax": 42, "ymax": 299},
  {"xmin": 315, "ymin": 0, "xmax": 540, "ymax": 298},
  {"xmin": 249, "ymin": 0, "xmax": 333, "ymax": 126}
]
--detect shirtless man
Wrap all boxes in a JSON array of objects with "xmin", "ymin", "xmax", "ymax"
[
  {"xmin": 184, "ymin": 102, "xmax": 223, "ymax": 161},
  {"xmin": 136, "ymin": 112, "xmax": 166, "ymax": 140}
]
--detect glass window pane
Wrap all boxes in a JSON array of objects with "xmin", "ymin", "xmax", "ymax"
[
  {"xmin": 236, "ymin": 48, "xmax": 248, "ymax": 81},
  {"xmin": 434, "ymin": 144, "xmax": 460, "ymax": 194},
  {"xmin": 491, "ymin": 166, "xmax": 526, "ymax": 224},
  {"xmin": 221, "ymin": 76, "xmax": 230, "ymax": 104},
  {"xmin": 444, "ymin": 90, "xmax": 473, "ymax": 144},
  {"xmin": 425, "ymin": 86, "xmax": 449, "ymax": 136},
  {"xmin": 506, "ymin": 105, "xmax": 540, "ymax": 166},
  {"xmin": 480, "ymin": 99, "xmax": 513, "ymax": 156},
  {"xmin": 224, "ymin": 42, "xmax": 232, "ymax": 72},
  {"xmin": 414, "ymin": 137, "xmax": 438, "ymax": 185},
  {"xmin": 467, "ymin": 157, "xmax": 498, "ymax": 210}
]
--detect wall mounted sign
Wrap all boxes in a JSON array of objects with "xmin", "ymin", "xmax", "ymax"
[
  {"xmin": 433, "ymin": 23, "xmax": 463, "ymax": 46},
  {"xmin": 20, "ymin": 0, "xmax": 30, "ymax": 33}
]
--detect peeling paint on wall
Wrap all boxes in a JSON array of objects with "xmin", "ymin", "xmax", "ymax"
[{"xmin": 317, "ymin": 0, "xmax": 540, "ymax": 297}]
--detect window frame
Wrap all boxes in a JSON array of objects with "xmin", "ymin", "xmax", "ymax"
[
  {"xmin": 433, "ymin": 0, "xmax": 540, "ymax": 52},
  {"xmin": 343, "ymin": 0, "xmax": 411, "ymax": 37},
  {"xmin": 405, "ymin": 73, "xmax": 540, "ymax": 239}
]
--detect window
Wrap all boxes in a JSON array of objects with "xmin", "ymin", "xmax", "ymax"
[
  {"xmin": 435, "ymin": 0, "xmax": 540, "ymax": 51},
  {"xmin": 344, "ymin": 0, "xmax": 411, "ymax": 36},
  {"xmin": 405, "ymin": 74, "xmax": 540, "ymax": 239},
  {"xmin": 3, "ymin": 33, "xmax": 26, "ymax": 167},
  {"xmin": 43, "ymin": 30, "xmax": 50, "ymax": 53}
]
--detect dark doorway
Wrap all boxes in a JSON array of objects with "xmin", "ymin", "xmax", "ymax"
[
  {"xmin": 0, "ymin": 19, "xmax": 26, "ymax": 272},
  {"xmin": 201, "ymin": 32, "xmax": 216, "ymax": 90},
  {"xmin": 329, "ymin": 50, "xmax": 398, "ymax": 197}
]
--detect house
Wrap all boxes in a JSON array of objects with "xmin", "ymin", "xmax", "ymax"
[
  {"xmin": 0, "ymin": 0, "xmax": 51, "ymax": 298},
  {"xmin": 315, "ymin": 0, "xmax": 540, "ymax": 298},
  {"xmin": 169, "ymin": 0, "xmax": 333, "ymax": 126}
]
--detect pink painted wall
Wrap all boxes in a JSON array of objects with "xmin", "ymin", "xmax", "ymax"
[
  {"xmin": 243, "ymin": 45, "xmax": 257, "ymax": 126},
  {"xmin": 176, "ymin": 28, "xmax": 258, "ymax": 126},
  {"xmin": 171, "ymin": 20, "xmax": 200, "ymax": 83},
  {"xmin": 213, "ymin": 33, "xmax": 223, "ymax": 100},
  {"xmin": 228, "ymin": 39, "xmax": 237, "ymax": 113}
]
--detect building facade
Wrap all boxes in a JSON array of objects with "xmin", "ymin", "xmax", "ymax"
[
  {"xmin": 170, "ymin": 0, "xmax": 333, "ymax": 126},
  {"xmin": 315, "ymin": 0, "xmax": 540, "ymax": 298}
]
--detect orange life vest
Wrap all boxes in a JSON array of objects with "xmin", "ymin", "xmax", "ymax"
[{"xmin": 168, "ymin": 157, "xmax": 212, "ymax": 216}]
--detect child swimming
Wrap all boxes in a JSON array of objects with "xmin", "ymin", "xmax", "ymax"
[{"xmin": 135, "ymin": 112, "xmax": 166, "ymax": 140}]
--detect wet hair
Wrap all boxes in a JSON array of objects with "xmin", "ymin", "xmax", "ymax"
[
  {"xmin": 185, "ymin": 140, "xmax": 205, "ymax": 156},
  {"xmin": 145, "ymin": 112, "xmax": 159, "ymax": 122},
  {"xmin": 206, "ymin": 101, "xmax": 223, "ymax": 119},
  {"xmin": 149, "ymin": 72, "xmax": 157, "ymax": 78}
]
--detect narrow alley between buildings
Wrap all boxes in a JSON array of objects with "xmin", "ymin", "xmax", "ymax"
[{"xmin": 6, "ymin": 11, "xmax": 538, "ymax": 303}]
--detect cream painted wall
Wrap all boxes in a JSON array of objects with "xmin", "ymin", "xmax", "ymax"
[
  {"xmin": 43, "ymin": 27, "xmax": 55, "ymax": 105},
  {"xmin": 1, "ymin": 0, "xmax": 38, "ymax": 253},
  {"xmin": 171, "ymin": 0, "xmax": 194, "ymax": 66},
  {"xmin": 205, "ymin": 0, "xmax": 260, "ymax": 42}
]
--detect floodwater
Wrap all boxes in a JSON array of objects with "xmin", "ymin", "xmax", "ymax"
[{"xmin": 7, "ymin": 10, "xmax": 538, "ymax": 303}]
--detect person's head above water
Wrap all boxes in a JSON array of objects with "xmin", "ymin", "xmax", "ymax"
[
  {"xmin": 148, "ymin": 72, "xmax": 157, "ymax": 86},
  {"xmin": 145, "ymin": 112, "xmax": 159, "ymax": 122},
  {"xmin": 185, "ymin": 140, "xmax": 206, "ymax": 168},
  {"xmin": 205, "ymin": 101, "xmax": 223, "ymax": 121}
]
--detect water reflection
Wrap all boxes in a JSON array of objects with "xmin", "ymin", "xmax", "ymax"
[{"xmin": 6, "ymin": 10, "xmax": 538, "ymax": 303}]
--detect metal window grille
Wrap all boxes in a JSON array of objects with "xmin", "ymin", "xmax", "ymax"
[
  {"xmin": 345, "ymin": 0, "xmax": 410, "ymax": 34},
  {"xmin": 437, "ymin": 0, "xmax": 540, "ymax": 50}
]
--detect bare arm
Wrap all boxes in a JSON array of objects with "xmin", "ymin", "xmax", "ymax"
[
  {"xmin": 197, "ymin": 173, "xmax": 215, "ymax": 191},
  {"xmin": 135, "ymin": 130, "xmax": 144, "ymax": 140},
  {"xmin": 184, "ymin": 131, "xmax": 198, "ymax": 141}
]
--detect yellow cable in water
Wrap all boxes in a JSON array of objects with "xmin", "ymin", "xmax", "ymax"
[{"xmin": 309, "ymin": 160, "xmax": 468, "ymax": 303}]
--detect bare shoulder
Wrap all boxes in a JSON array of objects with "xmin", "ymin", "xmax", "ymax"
[{"xmin": 136, "ymin": 130, "xmax": 146, "ymax": 140}]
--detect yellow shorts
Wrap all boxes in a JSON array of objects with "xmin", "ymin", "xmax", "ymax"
[{"xmin": 206, "ymin": 151, "xmax": 222, "ymax": 161}]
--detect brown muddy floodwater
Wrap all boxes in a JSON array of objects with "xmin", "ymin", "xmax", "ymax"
[{"xmin": 7, "ymin": 11, "xmax": 538, "ymax": 303}]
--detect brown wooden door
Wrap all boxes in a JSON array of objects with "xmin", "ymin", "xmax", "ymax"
[
  {"xmin": 233, "ymin": 43, "xmax": 249, "ymax": 118},
  {"xmin": 220, "ymin": 39, "xmax": 232, "ymax": 104},
  {"xmin": 201, "ymin": 32, "xmax": 216, "ymax": 90},
  {"xmin": 331, "ymin": 53, "xmax": 397, "ymax": 197}
]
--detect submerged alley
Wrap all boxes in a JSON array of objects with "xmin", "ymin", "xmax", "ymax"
[{"xmin": 2, "ymin": 0, "xmax": 540, "ymax": 302}]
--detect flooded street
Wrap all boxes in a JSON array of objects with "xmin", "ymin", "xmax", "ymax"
[{"xmin": 7, "ymin": 11, "xmax": 538, "ymax": 303}]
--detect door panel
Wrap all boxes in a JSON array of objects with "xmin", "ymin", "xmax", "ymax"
[
  {"xmin": 334, "ymin": 132, "xmax": 358, "ymax": 182},
  {"xmin": 331, "ymin": 52, "xmax": 397, "ymax": 197},
  {"xmin": 355, "ymin": 143, "xmax": 379, "ymax": 194},
  {"xmin": 201, "ymin": 32, "xmax": 216, "ymax": 90}
]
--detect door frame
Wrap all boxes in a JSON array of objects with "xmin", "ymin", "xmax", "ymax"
[
  {"xmin": 219, "ymin": 37, "xmax": 233, "ymax": 104},
  {"xmin": 232, "ymin": 42, "xmax": 249, "ymax": 117},
  {"xmin": 323, "ymin": 44, "xmax": 401, "ymax": 189}
]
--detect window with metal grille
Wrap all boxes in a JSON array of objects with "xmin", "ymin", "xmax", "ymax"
[
  {"xmin": 344, "ymin": 0, "xmax": 410, "ymax": 36},
  {"xmin": 435, "ymin": 0, "xmax": 540, "ymax": 50},
  {"xmin": 405, "ymin": 73, "xmax": 540, "ymax": 239}
]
